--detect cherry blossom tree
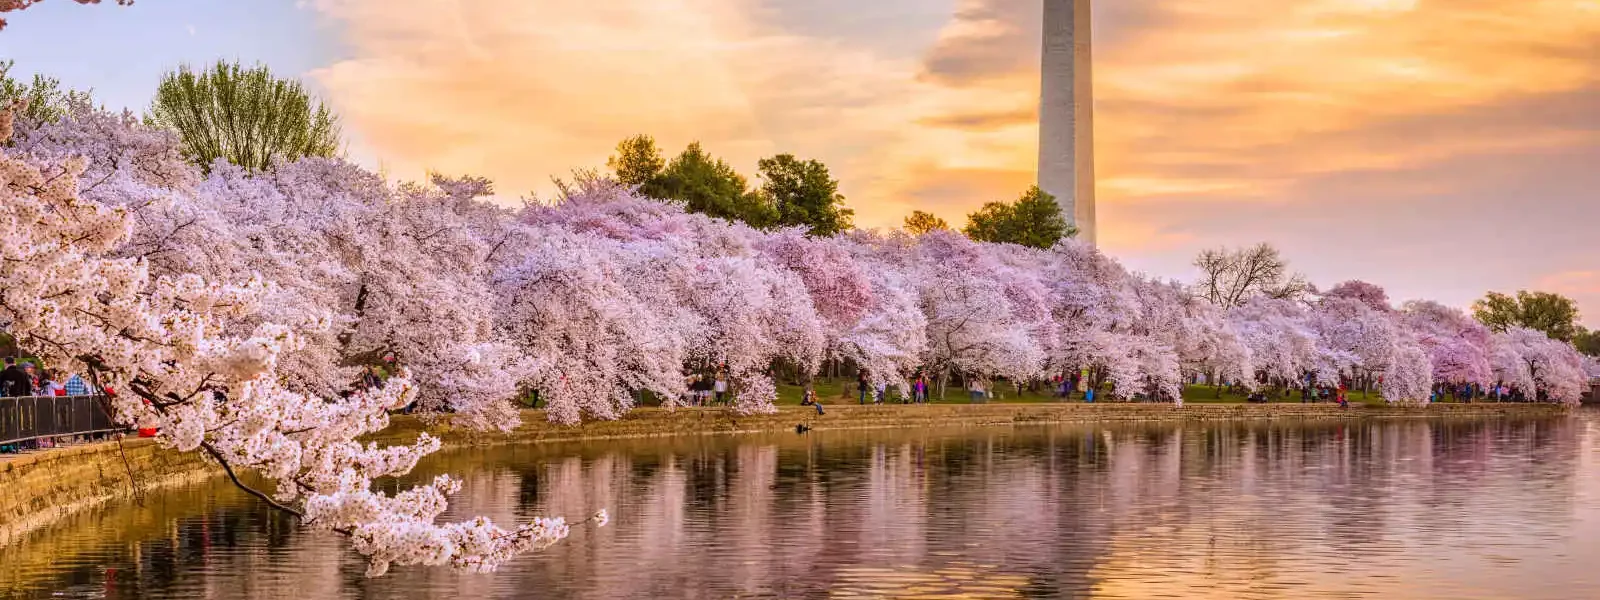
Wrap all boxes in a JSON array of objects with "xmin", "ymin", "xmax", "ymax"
[
  {"xmin": 8, "ymin": 86, "xmax": 1588, "ymax": 466},
  {"xmin": 1134, "ymin": 277, "xmax": 1252, "ymax": 397},
  {"xmin": 1322, "ymin": 280, "xmax": 1393, "ymax": 312},
  {"xmin": 1490, "ymin": 327, "xmax": 1588, "ymax": 404},
  {"xmin": 1401, "ymin": 300, "xmax": 1494, "ymax": 387},
  {"xmin": 15, "ymin": 103, "xmax": 525, "ymax": 423},
  {"xmin": 1299, "ymin": 283, "xmax": 1433, "ymax": 404},
  {"xmin": 911, "ymin": 231, "xmax": 1050, "ymax": 396},
  {"xmin": 492, "ymin": 226, "xmax": 693, "ymax": 424},
  {"xmin": 1308, "ymin": 296, "xmax": 1395, "ymax": 385},
  {"xmin": 0, "ymin": 102, "xmax": 601, "ymax": 577},
  {"xmin": 1043, "ymin": 240, "xmax": 1141, "ymax": 390},
  {"xmin": 515, "ymin": 177, "xmax": 826, "ymax": 417},
  {"xmin": 1381, "ymin": 337, "xmax": 1434, "ymax": 405},
  {"xmin": 832, "ymin": 230, "xmax": 929, "ymax": 391},
  {"xmin": 1229, "ymin": 297, "xmax": 1321, "ymax": 389},
  {"xmin": 1041, "ymin": 241, "xmax": 1237, "ymax": 404}
]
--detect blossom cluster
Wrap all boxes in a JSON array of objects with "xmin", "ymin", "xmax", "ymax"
[
  {"xmin": 0, "ymin": 102, "xmax": 601, "ymax": 576},
  {"xmin": 13, "ymin": 101, "xmax": 1593, "ymax": 415},
  {"xmin": 1, "ymin": 99, "xmax": 1591, "ymax": 571}
]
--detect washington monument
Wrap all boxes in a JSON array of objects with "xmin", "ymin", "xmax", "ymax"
[{"xmin": 1039, "ymin": 0, "xmax": 1096, "ymax": 245}]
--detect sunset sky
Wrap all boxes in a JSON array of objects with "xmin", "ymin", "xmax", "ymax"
[{"xmin": 2, "ymin": 0, "xmax": 1596, "ymax": 325}]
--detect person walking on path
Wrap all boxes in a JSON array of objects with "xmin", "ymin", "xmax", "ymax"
[
  {"xmin": 713, "ymin": 372, "xmax": 728, "ymax": 405},
  {"xmin": 968, "ymin": 377, "xmax": 984, "ymax": 404},
  {"xmin": 858, "ymin": 370, "xmax": 870, "ymax": 405}
]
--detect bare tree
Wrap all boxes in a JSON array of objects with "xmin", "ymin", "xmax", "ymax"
[{"xmin": 1192, "ymin": 243, "xmax": 1308, "ymax": 308}]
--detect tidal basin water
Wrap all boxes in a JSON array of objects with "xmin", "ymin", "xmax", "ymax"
[{"xmin": 7, "ymin": 413, "xmax": 1600, "ymax": 599}]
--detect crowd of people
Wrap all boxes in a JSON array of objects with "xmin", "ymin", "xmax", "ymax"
[
  {"xmin": 1, "ymin": 358, "xmax": 401, "ymax": 455},
  {"xmin": 0, "ymin": 356, "xmax": 112, "ymax": 453},
  {"xmin": 847, "ymin": 369, "xmax": 937, "ymax": 405},
  {"xmin": 683, "ymin": 370, "xmax": 731, "ymax": 407},
  {"xmin": 0, "ymin": 357, "xmax": 97, "ymax": 398},
  {"xmin": 759, "ymin": 365, "xmax": 1569, "ymax": 411}
]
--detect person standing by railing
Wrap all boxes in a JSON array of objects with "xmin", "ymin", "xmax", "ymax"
[
  {"xmin": 0, "ymin": 357, "xmax": 29, "ymax": 397},
  {"xmin": 22, "ymin": 362, "xmax": 41, "ymax": 395},
  {"xmin": 40, "ymin": 370, "xmax": 64, "ymax": 396},
  {"xmin": 64, "ymin": 372, "xmax": 91, "ymax": 396}
]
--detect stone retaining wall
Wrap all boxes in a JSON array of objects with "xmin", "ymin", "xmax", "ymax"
[
  {"xmin": 370, "ymin": 402, "xmax": 1573, "ymax": 446},
  {"xmin": 1, "ymin": 402, "xmax": 1573, "ymax": 547},
  {"xmin": 0, "ymin": 437, "xmax": 216, "ymax": 547}
]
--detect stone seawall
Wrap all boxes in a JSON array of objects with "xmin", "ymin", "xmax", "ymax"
[
  {"xmin": 0, "ymin": 437, "xmax": 216, "ymax": 547},
  {"xmin": 1, "ymin": 402, "xmax": 1573, "ymax": 547},
  {"xmin": 370, "ymin": 402, "xmax": 1574, "ymax": 446}
]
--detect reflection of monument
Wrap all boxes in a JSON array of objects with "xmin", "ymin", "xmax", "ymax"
[{"xmin": 1039, "ymin": 0, "xmax": 1096, "ymax": 245}]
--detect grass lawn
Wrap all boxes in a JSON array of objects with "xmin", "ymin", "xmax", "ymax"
[
  {"xmin": 608, "ymin": 377, "xmax": 1422, "ymax": 409},
  {"xmin": 769, "ymin": 380, "xmax": 1393, "ymax": 408}
]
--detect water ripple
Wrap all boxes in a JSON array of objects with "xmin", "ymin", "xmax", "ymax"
[{"xmin": 4, "ymin": 413, "xmax": 1598, "ymax": 599}]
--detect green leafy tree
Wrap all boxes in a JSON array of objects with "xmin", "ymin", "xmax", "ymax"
[
  {"xmin": 962, "ymin": 185, "xmax": 1075, "ymax": 249},
  {"xmin": 1574, "ymin": 328, "xmax": 1600, "ymax": 357},
  {"xmin": 0, "ymin": 61, "xmax": 93, "ymax": 124},
  {"xmin": 658, "ymin": 142, "xmax": 776, "ymax": 226},
  {"xmin": 606, "ymin": 134, "xmax": 668, "ymax": 197},
  {"xmin": 1471, "ymin": 290, "xmax": 1582, "ymax": 341},
  {"xmin": 756, "ymin": 153, "xmax": 853, "ymax": 236},
  {"xmin": 903, "ymin": 210, "xmax": 949, "ymax": 235},
  {"xmin": 148, "ymin": 60, "xmax": 341, "ymax": 173}
]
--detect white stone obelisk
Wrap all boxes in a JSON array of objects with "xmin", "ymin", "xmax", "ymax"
[{"xmin": 1038, "ymin": 0, "xmax": 1096, "ymax": 245}]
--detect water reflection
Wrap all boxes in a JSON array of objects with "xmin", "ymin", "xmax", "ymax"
[{"xmin": 4, "ymin": 415, "xmax": 1597, "ymax": 599}]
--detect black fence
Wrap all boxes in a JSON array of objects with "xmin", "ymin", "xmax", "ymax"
[{"xmin": 0, "ymin": 395, "xmax": 122, "ymax": 445}]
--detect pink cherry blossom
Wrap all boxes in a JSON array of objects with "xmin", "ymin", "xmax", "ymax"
[
  {"xmin": 0, "ymin": 102, "xmax": 599, "ymax": 577},
  {"xmin": 5, "ymin": 98, "xmax": 1589, "ymax": 578}
]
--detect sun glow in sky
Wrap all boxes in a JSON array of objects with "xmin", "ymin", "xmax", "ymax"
[{"xmin": 1, "ymin": 0, "xmax": 1597, "ymax": 324}]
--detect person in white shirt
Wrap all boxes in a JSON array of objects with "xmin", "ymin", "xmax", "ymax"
[{"xmin": 40, "ymin": 369, "xmax": 65, "ymax": 396}]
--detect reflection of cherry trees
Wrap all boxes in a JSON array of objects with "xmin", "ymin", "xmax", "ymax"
[
  {"xmin": 10, "ymin": 418, "xmax": 1592, "ymax": 598},
  {"xmin": 861, "ymin": 443, "xmax": 929, "ymax": 564},
  {"xmin": 726, "ymin": 445, "xmax": 778, "ymax": 594},
  {"xmin": 6, "ymin": 105, "xmax": 1592, "ymax": 581}
]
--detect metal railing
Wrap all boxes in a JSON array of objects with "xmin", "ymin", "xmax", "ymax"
[{"xmin": 0, "ymin": 394, "xmax": 123, "ymax": 446}]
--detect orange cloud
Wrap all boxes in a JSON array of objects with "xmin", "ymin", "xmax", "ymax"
[
  {"xmin": 305, "ymin": 0, "xmax": 1600, "ymax": 258},
  {"xmin": 305, "ymin": 0, "xmax": 1030, "ymax": 232},
  {"xmin": 1091, "ymin": 0, "xmax": 1600, "ymax": 191},
  {"xmin": 917, "ymin": 0, "xmax": 1600, "ymax": 236}
]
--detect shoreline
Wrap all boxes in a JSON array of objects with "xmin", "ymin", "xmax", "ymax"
[
  {"xmin": 1, "ymin": 402, "xmax": 1574, "ymax": 547},
  {"xmin": 368, "ymin": 402, "xmax": 1575, "ymax": 446}
]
